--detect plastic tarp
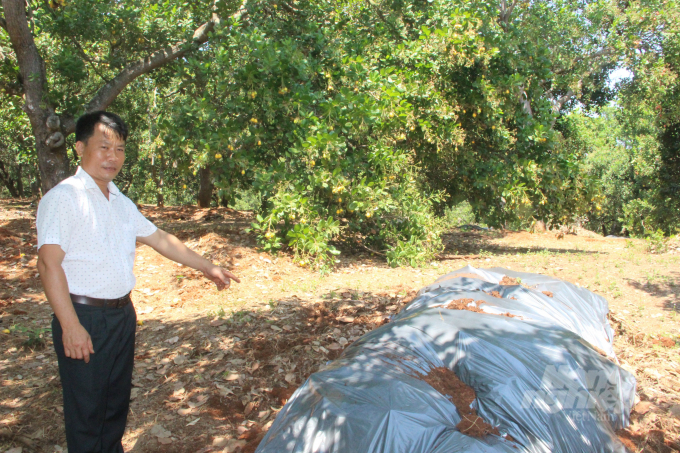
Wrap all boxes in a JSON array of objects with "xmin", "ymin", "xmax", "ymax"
[{"xmin": 256, "ymin": 266, "xmax": 636, "ymax": 453}]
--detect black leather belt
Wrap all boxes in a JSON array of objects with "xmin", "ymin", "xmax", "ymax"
[{"xmin": 70, "ymin": 293, "xmax": 131, "ymax": 309}]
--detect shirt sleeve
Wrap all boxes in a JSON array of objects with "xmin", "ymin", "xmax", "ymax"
[
  {"xmin": 36, "ymin": 188, "xmax": 76, "ymax": 253},
  {"xmin": 133, "ymin": 206, "xmax": 157, "ymax": 238}
]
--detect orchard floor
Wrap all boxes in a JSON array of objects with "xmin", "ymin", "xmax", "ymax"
[{"xmin": 1, "ymin": 199, "xmax": 679, "ymax": 453}]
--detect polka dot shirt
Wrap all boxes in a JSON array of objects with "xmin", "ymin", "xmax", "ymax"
[{"xmin": 36, "ymin": 167, "xmax": 157, "ymax": 299}]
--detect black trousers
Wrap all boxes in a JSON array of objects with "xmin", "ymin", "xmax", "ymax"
[{"xmin": 52, "ymin": 301, "xmax": 137, "ymax": 453}]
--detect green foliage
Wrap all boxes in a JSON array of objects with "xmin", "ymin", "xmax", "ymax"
[
  {"xmin": 7, "ymin": 324, "xmax": 51, "ymax": 350},
  {"xmin": 3, "ymin": 0, "xmax": 679, "ymax": 265},
  {"xmin": 645, "ymin": 229, "xmax": 671, "ymax": 254},
  {"xmin": 0, "ymin": 98, "xmax": 37, "ymax": 197},
  {"xmin": 443, "ymin": 201, "xmax": 477, "ymax": 227}
]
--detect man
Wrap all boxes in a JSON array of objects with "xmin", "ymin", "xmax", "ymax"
[{"xmin": 36, "ymin": 111, "xmax": 240, "ymax": 453}]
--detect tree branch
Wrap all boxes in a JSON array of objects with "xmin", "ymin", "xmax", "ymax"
[
  {"xmin": 375, "ymin": 7, "xmax": 403, "ymax": 42},
  {"xmin": 518, "ymin": 85, "xmax": 533, "ymax": 116},
  {"xmin": 499, "ymin": 0, "xmax": 517, "ymax": 29},
  {"xmin": 553, "ymin": 88, "xmax": 574, "ymax": 112},
  {"xmin": 553, "ymin": 48, "xmax": 613, "ymax": 75},
  {"xmin": 83, "ymin": 22, "xmax": 215, "ymax": 114},
  {"xmin": 81, "ymin": 0, "xmax": 249, "ymax": 120}
]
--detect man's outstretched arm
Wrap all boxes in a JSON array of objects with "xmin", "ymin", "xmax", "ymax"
[
  {"xmin": 137, "ymin": 229, "xmax": 240, "ymax": 290},
  {"xmin": 37, "ymin": 245, "xmax": 95, "ymax": 362}
]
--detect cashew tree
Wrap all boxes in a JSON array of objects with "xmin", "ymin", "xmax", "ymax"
[{"xmin": 0, "ymin": 0, "xmax": 245, "ymax": 194}]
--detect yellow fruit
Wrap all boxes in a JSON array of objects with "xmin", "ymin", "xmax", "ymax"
[
  {"xmin": 2, "ymin": 329, "xmax": 10, "ymax": 334},
  {"xmin": 215, "ymin": 153, "xmax": 222, "ymax": 159},
  {"xmin": 410, "ymin": 126, "xmax": 415, "ymax": 131},
  {"xmin": 257, "ymin": 140, "xmax": 261, "ymax": 146},
  {"xmin": 241, "ymin": 170, "xmax": 245, "ymax": 175},
  {"xmin": 289, "ymin": 214, "xmax": 295, "ymax": 220},
  {"xmin": 250, "ymin": 118, "xmax": 258, "ymax": 124},
  {"xmin": 300, "ymin": 219, "xmax": 307, "ymax": 224},
  {"xmin": 119, "ymin": 18, "xmax": 124, "ymax": 23},
  {"xmin": 138, "ymin": 37, "xmax": 144, "ymax": 43},
  {"xmin": 228, "ymin": 145, "xmax": 234, "ymax": 151},
  {"xmin": 505, "ymin": 90, "xmax": 510, "ymax": 94},
  {"xmin": 310, "ymin": 161, "xmax": 315, "ymax": 167},
  {"xmin": 366, "ymin": 212, "xmax": 372, "ymax": 218},
  {"xmin": 183, "ymin": 184, "xmax": 187, "ymax": 189},
  {"xmin": 389, "ymin": 112, "xmax": 394, "ymax": 118},
  {"xmin": 137, "ymin": 320, "xmax": 144, "ymax": 326},
  {"xmin": 336, "ymin": 209, "xmax": 342, "ymax": 214},
  {"xmin": 473, "ymin": 113, "xmax": 477, "ymax": 117},
  {"xmin": 278, "ymin": 87, "xmax": 288, "ymax": 94},
  {"xmin": 250, "ymin": 91, "xmax": 257, "ymax": 99},
  {"xmin": 337, "ymin": 198, "xmax": 342, "ymax": 203}
]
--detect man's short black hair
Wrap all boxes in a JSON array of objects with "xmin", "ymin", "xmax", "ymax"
[{"xmin": 75, "ymin": 111, "xmax": 128, "ymax": 143}]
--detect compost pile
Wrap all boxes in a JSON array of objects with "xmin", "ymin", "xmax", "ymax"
[{"xmin": 255, "ymin": 266, "xmax": 636, "ymax": 453}]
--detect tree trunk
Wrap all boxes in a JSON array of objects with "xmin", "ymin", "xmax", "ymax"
[
  {"xmin": 31, "ymin": 171, "xmax": 41, "ymax": 198},
  {"xmin": 3, "ymin": 0, "xmax": 72, "ymax": 194},
  {"xmin": 33, "ymin": 117, "xmax": 71, "ymax": 194},
  {"xmin": 151, "ymin": 153, "xmax": 164, "ymax": 207},
  {"xmin": 197, "ymin": 167, "xmax": 213, "ymax": 208},
  {"xmin": 16, "ymin": 164, "xmax": 24, "ymax": 196},
  {"xmin": 0, "ymin": 159, "xmax": 20, "ymax": 197}
]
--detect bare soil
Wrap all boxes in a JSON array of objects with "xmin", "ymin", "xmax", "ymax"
[
  {"xmin": 446, "ymin": 298, "xmax": 485, "ymax": 313},
  {"xmin": 419, "ymin": 366, "xmax": 500, "ymax": 438},
  {"xmin": 1, "ymin": 199, "xmax": 679, "ymax": 452}
]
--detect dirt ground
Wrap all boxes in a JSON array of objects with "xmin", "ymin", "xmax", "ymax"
[{"xmin": 1, "ymin": 198, "xmax": 678, "ymax": 452}]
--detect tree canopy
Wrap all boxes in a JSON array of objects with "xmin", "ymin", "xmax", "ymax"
[{"xmin": 1, "ymin": 0, "xmax": 677, "ymax": 267}]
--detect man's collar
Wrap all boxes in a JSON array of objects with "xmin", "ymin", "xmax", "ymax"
[{"xmin": 75, "ymin": 167, "xmax": 120, "ymax": 197}]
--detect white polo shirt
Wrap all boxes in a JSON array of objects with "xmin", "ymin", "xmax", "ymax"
[{"xmin": 36, "ymin": 167, "xmax": 157, "ymax": 299}]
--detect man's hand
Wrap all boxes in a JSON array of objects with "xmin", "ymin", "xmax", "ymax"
[
  {"xmin": 139, "ymin": 230, "xmax": 241, "ymax": 290},
  {"xmin": 203, "ymin": 266, "xmax": 241, "ymax": 290},
  {"xmin": 38, "ymin": 244, "xmax": 95, "ymax": 363},
  {"xmin": 61, "ymin": 323, "xmax": 95, "ymax": 363}
]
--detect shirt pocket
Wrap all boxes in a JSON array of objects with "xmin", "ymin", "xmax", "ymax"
[{"xmin": 119, "ymin": 220, "xmax": 137, "ymax": 257}]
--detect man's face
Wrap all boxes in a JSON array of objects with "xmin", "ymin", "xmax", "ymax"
[{"xmin": 75, "ymin": 123, "xmax": 126, "ymax": 185}]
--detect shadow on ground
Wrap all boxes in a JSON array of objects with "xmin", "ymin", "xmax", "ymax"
[{"xmin": 0, "ymin": 284, "xmax": 414, "ymax": 452}]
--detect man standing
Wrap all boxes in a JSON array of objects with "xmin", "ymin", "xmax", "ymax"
[{"xmin": 36, "ymin": 111, "xmax": 240, "ymax": 453}]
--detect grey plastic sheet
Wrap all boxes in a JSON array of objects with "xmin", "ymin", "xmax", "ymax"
[{"xmin": 256, "ymin": 266, "xmax": 636, "ymax": 453}]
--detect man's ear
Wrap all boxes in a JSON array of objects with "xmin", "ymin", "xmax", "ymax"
[{"xmin": 75, "ymin": 141, "xmax": 85, "ymax": 157}]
